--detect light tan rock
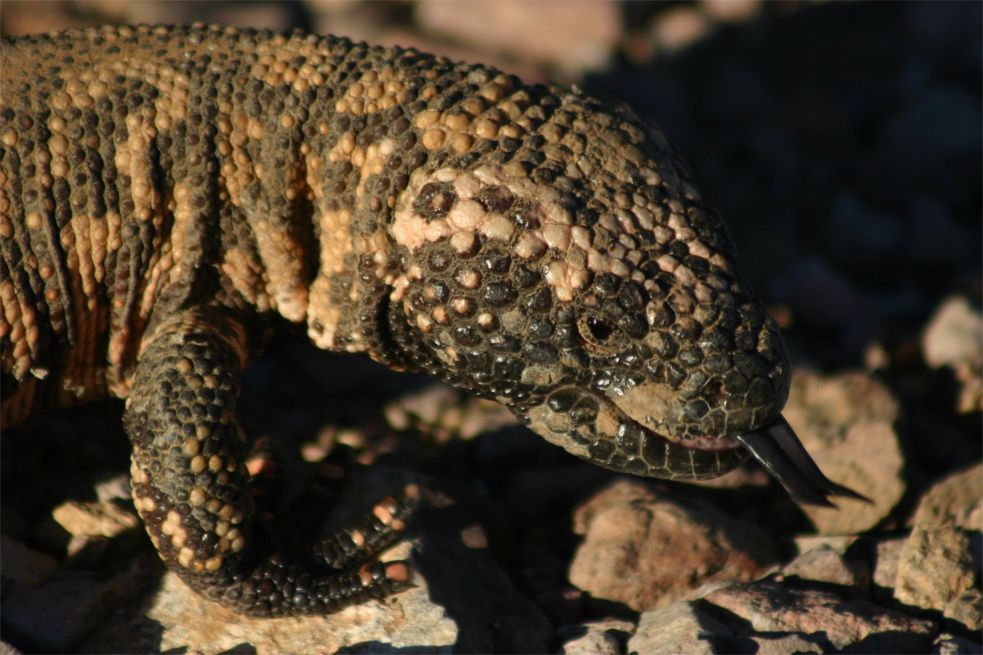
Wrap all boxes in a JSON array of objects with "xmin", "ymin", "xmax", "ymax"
[
  {"xmin": 415, "ymin": 0, "xmax": 621, "ymax": 77},
  {"xmin": 911, "ymin": 465, "xmax": 983, "ymax": 530},
  {"xmin": 923, "ymin": 296, "xmax": 983, "ymax": 413},
  {"xmin": 704, "ymin": 581, "xmax": 936, "ymax": 651},
  {"xmin": 782, "ymin": 371, "xmax": 905, "ymax": 534},
  {"xmin": 895, "ymin": 524, "xmax": 976, "ymax": 616},
  {"xmin": 569, "ymin": 480, "xmax": 776, "ymax": 611},
  {"xmin": 781, "ymin": 544, "xmax": 867, "ymax": 589},
  {"xmin": 628, "ymin": 601, "xmax": 731, "ymax": 655}
]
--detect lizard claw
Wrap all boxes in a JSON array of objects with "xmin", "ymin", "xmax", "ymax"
[{"xmin": 312, "ymin": 484, "xmax": 420, "ymax": 570}]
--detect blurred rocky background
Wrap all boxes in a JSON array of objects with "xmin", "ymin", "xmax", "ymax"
[{"xmin": 2, "ymin": 1, "xmax": 980, "ymax": 653}]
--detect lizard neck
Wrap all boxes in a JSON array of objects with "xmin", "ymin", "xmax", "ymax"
[
  {"xmin": 303, "ymin": 134, "xmax": 401, "ymax": 357},
  {"xmin": 207, "ymin": 35, "xmax": 416, "ymax": 360}
]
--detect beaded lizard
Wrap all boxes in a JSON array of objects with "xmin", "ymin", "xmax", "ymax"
[{"xmin": 0, "ymin": 24, "xmax": 862, "ymax": 617}]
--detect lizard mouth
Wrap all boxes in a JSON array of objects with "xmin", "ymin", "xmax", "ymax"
[
  {"xmin": 525, "ymin": 390, "xmax": 867, "ymax": 505},
  {"xmin": 525, "ymin": 390, "xmax": 750, "ymax": 481}
]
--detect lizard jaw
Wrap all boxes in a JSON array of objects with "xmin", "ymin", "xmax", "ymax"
[
  {"xmin": 524, "ymin": 391, "xmax": 867, "ymax": 505},
  {"xmin": 524, "ymin": 390, "xmax": 749, "ymax": 481}
]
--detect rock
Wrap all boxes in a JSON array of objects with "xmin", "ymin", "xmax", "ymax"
[
  {"xmin": 944, "ymin": 588, "xmax": 983, "ymax": 632},
  {"xmin": 42, "ymin": 498, "xmax": 143, "ymax": 557},
  {"xmin": 793, "ymin": 534, "xmax": 858, "ymax": 556},
  {"xmin": 81, "ymin": 489, "xmax": 552, "ymax": 654},
  {"xmin": 906, "ymin": 196, "xmax": 969, "ymax": 266},
  {"xmin": 504, "ymin": 464, "xmax": 610, "ymax": 526},
  {"xmin": 0, "ymin": 642, "xmax": 22, "ymax": 655},
  {"xmin": 532, "ymin": 585, "xmax": 586, "ymax": 628},
  {"xmin": 558, "ymin": 618, "xmax": 634, "ymax": 655},
  {"xmin": 684, "ymin": 462, "xmax": 772, "ymax": 491},
  {"xmin": 650, "ymin": 5, "xmax": 713, "ymax": 54},
  {"xmin": 872, "ymin": 536, "xmax": 907, "ymax": 590},
  {"xmin": 907, "ymin": 2, "xmax": 982, "ymax": 52},
  {"xmin": 886, "ymin": 90, "xmax": 981, "ymax": 158},
  {"xmin": 2, "ymin": 572, "xmax": 124, "ymax": 652},
  {"xmin": 52, "ymin": 500, "xmax": 140, "ymax": 539},
  {"xmin": 0, "ymin": 5, "xmax": 87, "ymax": 35},
  {"xmin": 415, "ymin": 0, "xmax": 621, "ymax": 77},
  {"xmin": 782, "ymin": 371, "xmax": 905, "ymax": 534},
  {"xmin": 781, "ymin": 544, "xmax": 867, "ymax": 589},
  {"xmin": 569, "ymin": 480, "xmax": 777, "ymax": 611},
  {"xmin": 0, "ymin": 535, "xmax": 58, "ymax": 586},
  {"xmin": 94, "ymin": 474, "xmax": 132, "ymax": 503},
  {"xmin": 923, "ymin": 297, "xmax": 983, "ymax": 413},
  {"xmin": 384, "ymin": 385, "xmax": 515, "ymax": 442},
  {"xmin": 875, "ymin": 89, "xmax": 982, "ymax": 208},
  {"xmin": 698, "ymin": 62, "xmax": 772, "ymax": 126},
  {"xmin": 932, "ymin": 632, "xmax": 983, "ymax": 654},
  {"xmin": 912, "ymin": 465, "xmax": 983, "ymax": 530},
  {"xmin": 748, "ymin": 633, "xmax": 826, "ymax": 654},
  {"xmin": 772, "ymin": 257, "xmax": 866, "ymax": 330},
  {"xmin": 306, "ymin": 0, "xmax": 362, "ymax": 11},
  {"xmin": 897, "ymin": 467, "xmax": 981, "ymax": 629},
  {"xmin": 699, "ymin": 0, "xmax": 762, "ymax": 23},
  {"xmin": 703, "ymin": 581, "xmax": 937, "ymax": 651},
  {"xmin": 136, "ymin": 554, "xmax": 461, "ymax": 654},
  {"xmin": 830, "ymin": 191, "xmax": 904, "ymax": 262},
  {"xmin": 627, "ymin": 601, "xmax": 732, "ymax": 655},
  {"xmin": 127, "ymin": 1, "xmax": 295, "ymax": 31},
  {"xmin": 894, "ymin": 524, "xmax": 975, "ymax": 615}
]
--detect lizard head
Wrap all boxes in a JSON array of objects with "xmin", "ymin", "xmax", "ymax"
[{"xmin": 385, "ymin": 88, "xmax": 862, "ymax": 505}]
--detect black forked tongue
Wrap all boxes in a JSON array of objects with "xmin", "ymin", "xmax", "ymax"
[{"xmin": 737, "ymin": 416, "xmax": 871, "ymax": 507}]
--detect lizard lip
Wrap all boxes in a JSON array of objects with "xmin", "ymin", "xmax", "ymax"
[
  {"xmin": 601, "ymin": 390, "xmax": 867, "ymax": 503},
  {"xmin": 736, "ymin": 416, "xmax": 870, "ymax": 507},
  {"xmin": 648, "ymin": 427, "xmax": 740, "ymax": 452}
]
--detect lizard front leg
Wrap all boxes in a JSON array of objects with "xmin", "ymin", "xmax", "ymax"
[{"xmin": 123, "ymin": 307, "xmax": 416, "ymax": 616}]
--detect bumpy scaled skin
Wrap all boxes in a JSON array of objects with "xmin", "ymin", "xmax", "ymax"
[{"xmin": 1, "ymin": 25, "xmax": 789, "ymax": 615}]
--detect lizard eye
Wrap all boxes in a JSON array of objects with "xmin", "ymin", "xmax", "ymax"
[
  {"xmin": 587, "ymin": 317, "xmax": 613, "ymax": 341},
  {"xmin": 578, "ymin": 315, "xmax": 617, "ymax": 347}
]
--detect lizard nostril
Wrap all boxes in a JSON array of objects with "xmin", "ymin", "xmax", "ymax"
[{"xmin": 704, "ymin": 379, "xmax": 725, "ymax": 399}]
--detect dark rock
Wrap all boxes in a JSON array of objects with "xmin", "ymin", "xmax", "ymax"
[
  {"xmin": 874, "ymin": 89, "xmax": 982, "ymax": 208},
  {"xmin": 0, "ymin": 535, "xmax": 58, "ymax": 586},
  {"xmin": 829, "ymin": 192, "xmax": 904, "ymax": 263},
  {"xmin": 558, "ymin": 618, "xmax": 634, "ymax": 655},
  {"xmin": 771, "ymin": 257, "xmax": 866, "ymax": 330},
  {"xmin": 3, "ymin": 572, "xmax": 120, "ymax": 652}
]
